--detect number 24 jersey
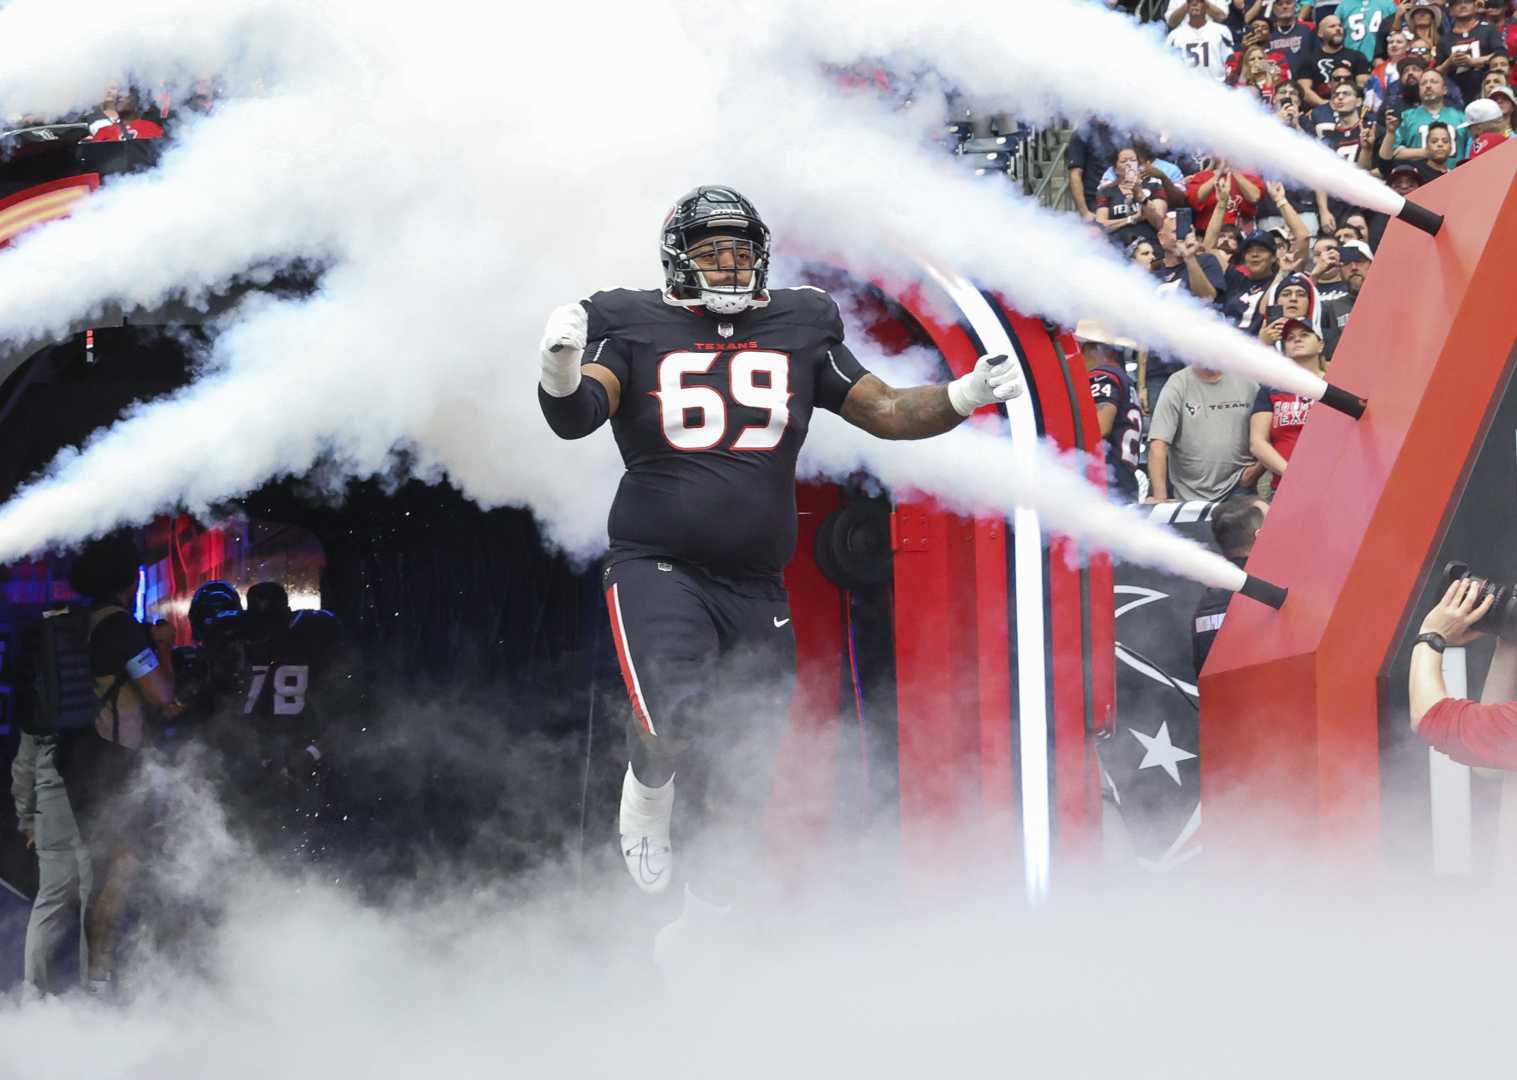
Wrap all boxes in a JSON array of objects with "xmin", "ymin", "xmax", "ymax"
[{"xmin": 582, "ymin": 287, "xmax": 871, "ymax": 581}]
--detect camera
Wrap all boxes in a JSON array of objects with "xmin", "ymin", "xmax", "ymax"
[{"xmin": 1443, "ymin": 561, "xmax": 1517, "ymax": 640}]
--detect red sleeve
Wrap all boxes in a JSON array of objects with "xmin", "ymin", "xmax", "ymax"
[
  {"xmin": 1417, "ymin": 697, "xmax": 1517, "ymax": 769},
  {"xmin": 1186, "ymin": 172, "xmax": 1212, "ymax": 211},
  {"xmin": 1240, "ymin": 173, "xmax": 1264, "ymax": 210}
]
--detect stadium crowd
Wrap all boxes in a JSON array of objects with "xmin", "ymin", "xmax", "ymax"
[{"xmin": 1078, "ymin": 0, "xmax": 1512, "ymax": 504}]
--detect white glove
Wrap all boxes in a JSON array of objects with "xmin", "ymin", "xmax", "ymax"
[
  {"xmin": 539, "ymin": 302, "xmax": 588, "ymax": 397},
  {"xmin": 946, "ymin": 352, "xmax": 1023, "ymax": 416}
]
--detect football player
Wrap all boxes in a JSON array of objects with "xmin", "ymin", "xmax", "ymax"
[
  {"xmin": 537, "ymin": 185, "xmax": 1022, "ymax": 897},
  {"xmin": 1077, "ymin": 323, "xmax": 1142, "ymax": 503},
  {"xmin": 234, "ymin": 582, "xmax": 348, "ymax": 860}
]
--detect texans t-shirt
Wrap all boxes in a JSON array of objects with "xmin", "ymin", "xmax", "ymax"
[{"xmin": 1252, "ymin": 386, "xmax": 1316, "ymax": 462}]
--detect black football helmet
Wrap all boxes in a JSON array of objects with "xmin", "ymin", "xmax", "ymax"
[
  {"xmin": 660, "ymin": 185, "xmax": 771, "ymax": 314},
  {"xmin": 188, "ymin": 579, "xmax": 243, "ymax": 644},
  {"xmin": 246, "ymin": 580, "xmax": 291, "ymax": 637}
]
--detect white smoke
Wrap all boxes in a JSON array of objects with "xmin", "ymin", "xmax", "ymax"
[
  {"xmin": 0, "ymin": 0, "xmax": 1307, "ymax": 586},
  {"xmin": 2, "ymin": 786, "xmax": 1516, "ymax": 1080}
]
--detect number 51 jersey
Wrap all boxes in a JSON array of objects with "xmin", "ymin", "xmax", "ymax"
[{"xmin": 583, "ymin": 287, "xmax": 871, "ymax": 581}]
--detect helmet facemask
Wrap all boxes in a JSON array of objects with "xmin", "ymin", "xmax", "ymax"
[{"xmin": 662, "ymin": 219, "xmax": 770, "ymax": 314}]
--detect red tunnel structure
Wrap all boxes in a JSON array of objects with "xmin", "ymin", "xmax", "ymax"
[
  {"xmin": 776, "ymin": 264, "xmax": 1115, "ymax": 896},
  {"xmin": 1201, "ymin": 143, "xmax": 1517, "ymax": 861}
]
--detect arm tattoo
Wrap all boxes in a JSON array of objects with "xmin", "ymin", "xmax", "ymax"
[{"xmin": 843, "ymin": 375, "xmax": 966, "ymax": 440}]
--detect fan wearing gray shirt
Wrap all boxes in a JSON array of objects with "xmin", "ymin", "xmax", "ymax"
[{"xmin": 1147, "ymin": 366, "xmax": 1261, "ymax": 502}]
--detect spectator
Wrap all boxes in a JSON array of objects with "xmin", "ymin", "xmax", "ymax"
[
  {"xmin": 1491, "ymin": 48, "xmax": 1514, "ymax": 81},
  {"xmin": 1250, "ymin": 320, "xmax": 1326, "ymax": 496},
  {"xmin": 1407, "ymin": 577, "xmax": 1517, "ymax": 768},
  {"xmin": 1166, "ymin": 0, "xmax": 1232, "ymax": 30},
  {"xmin": 184, "ymin": 77, "xmax": 220, "ymax": 117},
  {"xmin": 1389, "ymin": 68, "xmax": 1469, "ymax": 161},
  {"xmin": 1367, "ymin": 30, "xmax": 1416, "ymax": 108},
  {"xmin": 1333, "ymin": 220, "xmax": 1365, "ymax": 246},
  {"xmin": 1154, "ymin": 212, "xmax": 1226, "ymax": 302},
  {"xmin": 57, "ymin": 534, "xmax": 181, "ymax": 994},
  {"xmin": 1227, "ymin": 21, "xmax": 1296, "ymax": 85},
  {"xmin": 1187, "ymin": 160, "xmax": 1264, "ymax": 232},
  {"xmin": 1146, "ymin": 363, "xmax": 1262, "ymax": 503},
  {"xmin": 1379, "ymin": 50, "xmax": 1432, "ymax": 125},
  {"xmin": 1168, "ymin": 0, "xmax": 1238, "ymax": 79},
  {"xmin": 1078, "ymin": 321, "xmax": 1144, "ymax": 502},
  {"xmin": 1312, "ymin": 80, "xmax": 1375, "ymax": 231},
  {"xmin": 83, "ymin": 86, "xmax": 165, "ymax": 143},
  {"xmin": 1216, "ymin": 232, "xmax": 1283, "ymax": 326},
  {"xmin": 1421, "ymin": 119, "xmax": 1457, "ymax": 175},
  {"xmin": 1462, "ymin": 95, "xmax": 1515, "ymax": 156},
  {"xmin": 1299, "ymin": 14, "xmax": 1372, "ymax": 105},
  {"xmin": 1489, "ymin": 83, "xmax": 1517, "ymax": 127},
  {"xmin": 1438, "ymin": 0, "xmax": 1508, "ymax": 106},
  {"xmin": 1258, "ymin": 267, "xmax": 1324, "ymax": 346},
  {"xmin": 1482, "ymin": 67, "xmax": 1512, "ymax": 98},
  {"xmin": 1387, "ymin": 159, "xmax": 1428, "ymax": 191},
  {"xmin": 1192, "ymin": 496, "xmax": 1271, "ymax": 674},
  {"xmin": 1403, "ymin": 1, "xmax": 1447, "ymax": 50},
  {"xmin": 1489, "ymin": 0, "xmax": 1517, "ymax": 60},
  {"xmin": 1364, "ymin": 161, "xmax": 1426, "ymax": 246},
  {"xmin": 1241, "ymin": 43, "xmax": 1290, "ymax": 98},
  {"xmin": 1096, "ymin": 147, "xmax": 1163, "ymax": 248},
  {"xmin": 1341, "ymin": 239, "xmax": 1373, "ymax": 297},
  {"xmin": 1268, "ymin": 0, "xmax": 1319, "ymax": 75},
  {"xmin": 84, "ymin": 81, "xmax": 126, "ymax": 137},
  {"xmin": 1272, "ymin": 82, "xmax": 1307, "ymax": 132},
  {"xmin": 1208, "ymin": 220, "xmax": 1246, "ymax": 270},
  {"xmin": 1339, "ymin": 0, "xmax": 1402, "ymax": 63},
  {"xmin": 1128, "ymin": 236, "xmax": 1160, "ymax": 273},
  {"xmin": 1098, "ymin": 141, "xmax": 1188, "ymax": 206},
  {"xmin": 1310, "ymin": 235, "xmax": 1356, "ymax": 358},
  {"xmin": 1068, "ymin": 119, "xmax": 1126, "ymax": 225},
  {"xmin": 1343, "ymin": 210, "xmax": 1373, "ymax": 242}
]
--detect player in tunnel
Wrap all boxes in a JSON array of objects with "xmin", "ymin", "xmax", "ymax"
[{"xmin": 536, "ymin": 184, "xmax": 1025, "ymax": 900}]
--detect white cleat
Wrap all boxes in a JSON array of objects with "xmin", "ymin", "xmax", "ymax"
[{"xmin": 619, "ymin": 764, "xmax": 674, "ymax": 894}]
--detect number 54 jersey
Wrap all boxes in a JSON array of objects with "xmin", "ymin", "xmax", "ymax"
[{"xmin": 583, "ymin": 287, "xmax": 871, "ymax": 581}]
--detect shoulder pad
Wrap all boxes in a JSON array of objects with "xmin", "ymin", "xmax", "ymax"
[
  {"xmin": 772, "ymin": 286, "xmax": 844, "ymax": 332},
  {"xmin": 583, "ymin": 288, "xmax": 664, "ymax": 335},
  {"xmin": 290, "ymin": 608, "xmax": 342, "ymax": 646}
]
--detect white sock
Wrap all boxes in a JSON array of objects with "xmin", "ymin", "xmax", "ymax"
[{"xmin": 622, "ymin": 764, "xmax": 674, "ymax": 821}]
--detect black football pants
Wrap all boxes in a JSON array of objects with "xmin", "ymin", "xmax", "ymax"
[{"xmin": 602, "ymin": 556, "xmax": 796, "ymax": 849}]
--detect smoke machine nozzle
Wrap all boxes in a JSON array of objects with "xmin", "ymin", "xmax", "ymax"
[
  {"xmin": 1396, "ymin": 199, "xmax": 1444, "ymax": 237},
  {"xmin": 1319, "ymin": 383, "xmax": 1367, "ymax": 419},
  {"xmin": 1239, "ymin": 574, "xmax": 1288, "ymax": 610}
]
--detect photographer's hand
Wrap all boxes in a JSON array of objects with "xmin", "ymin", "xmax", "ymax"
[{"xmin": 1420, "ymin": 577, "xmax": 1495, "ymax": 646}]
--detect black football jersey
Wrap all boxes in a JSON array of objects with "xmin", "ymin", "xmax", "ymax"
[
  {"xmin": 1089, "ymin": 363, "xmax": 1142, "ymax": 502},
  {"xmin": 582, "ymin": 287, "xmax": 870, "ymax": 580},
  {"xmin": 239, "ymin": 609, "xmax": 343, "ymax": 737}
]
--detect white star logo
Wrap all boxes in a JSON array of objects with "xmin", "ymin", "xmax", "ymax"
[{"xmin": 1129, "ymin": 721, "xmax": 1197, "ymax": 786}]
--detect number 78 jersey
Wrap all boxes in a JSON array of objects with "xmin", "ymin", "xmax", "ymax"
[{"xmin": 582, "ymin": 287, "xmax": 870, "ymax": 580}]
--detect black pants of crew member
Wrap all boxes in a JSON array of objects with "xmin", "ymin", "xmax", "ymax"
[{"xmin": 603, "ymin": 556, "xmax": 796, "ymax": 854}]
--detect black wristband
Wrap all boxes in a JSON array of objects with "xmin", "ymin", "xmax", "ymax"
[
  {"xmin": 538, "ymin": 377, "xmax": 610, "ymax": 440},
  {"xmin": 1416, "ymin": 632, "xmax": 1448, "ymax": 654}
]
